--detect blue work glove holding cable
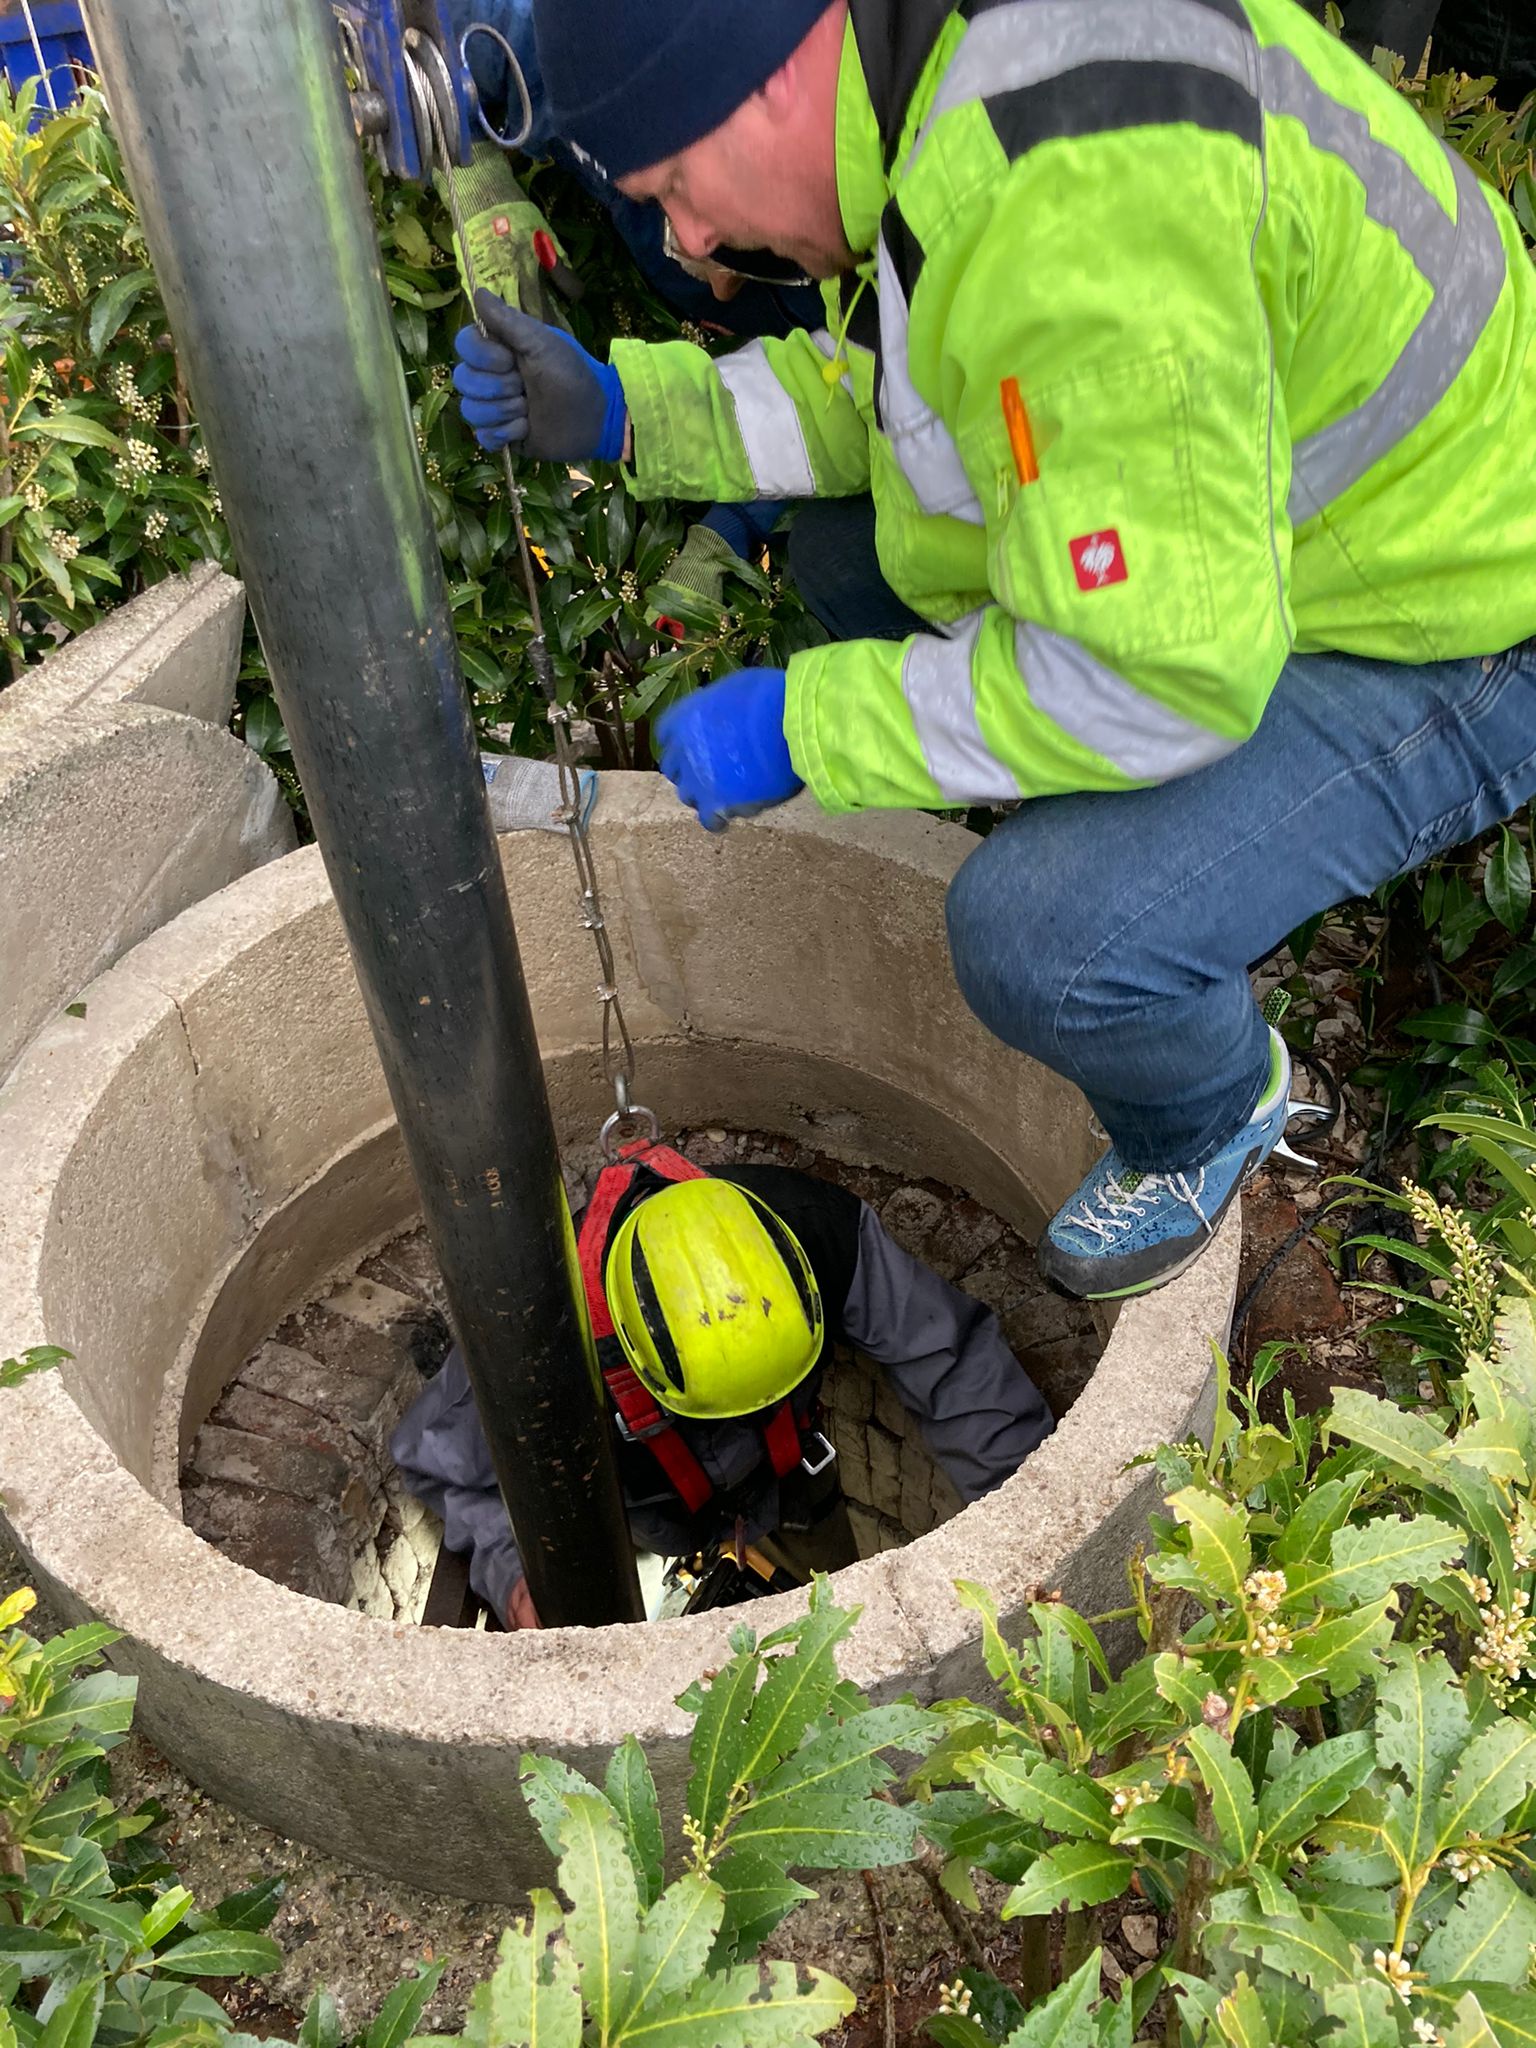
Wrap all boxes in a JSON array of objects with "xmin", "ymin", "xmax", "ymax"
[
  {"xmin": 453, "ymin": 288, "xmax": 626, "ymax": 461},
  {"xmin": 654, "ymin": 669, "xmax": 804, "ymax": 832}
]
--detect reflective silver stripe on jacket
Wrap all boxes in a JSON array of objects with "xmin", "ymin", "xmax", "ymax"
[
  {"xmin": 877, "ymin": 238, "xmax": 985, "ymax": 525},
  {"xmin": 902, "ymin": 616, "xmax": 1237, "ymax": 796},
  {"xmin": 1015, "ymin": 622, "xmax": 1238, "ymax": 781},
  {"xmin": 925, "ymin": 0, "xmax": 1258, "ymax": 132},
  {"xmin": 901, "ymin": 619, "xmax": 1017, "ymax": 799},
  {"xmin": 1262, "ymin": 48, "xmax": 1508, "ymax": 522},
  {"xmin": 714, "ymin": 340, "xmax": 817, "ymax": 499}
]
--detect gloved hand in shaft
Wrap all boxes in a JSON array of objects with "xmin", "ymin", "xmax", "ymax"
[
  {"xmin": 454, "ymin": 288, "xmax": 626, "ymax": 461},
  {"xmin": 646, "ymin": 500, "xmax": 786, "ymax": 635},
  {"xmin": 654, "ymin": 668, "xmax": 803, "ymax": 832}
]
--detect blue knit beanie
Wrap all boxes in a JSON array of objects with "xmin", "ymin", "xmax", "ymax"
[{"xmin": 532, "ymin": 0, "xmax": 834, "ymax": 181}]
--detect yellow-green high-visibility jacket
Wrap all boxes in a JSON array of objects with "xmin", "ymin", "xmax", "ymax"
[{"xmin": 611, "ymin": 0, "xmax": 1536, "ymax": 814}]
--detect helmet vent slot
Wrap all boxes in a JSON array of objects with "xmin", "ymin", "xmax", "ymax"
[
  {"xmin": 629, "ymin": 1239, "xmax": 688, "ymax": 1393},
  {"xmin": 750, "ymin": 1198, "xmax": 820, "ymax": 1333}
]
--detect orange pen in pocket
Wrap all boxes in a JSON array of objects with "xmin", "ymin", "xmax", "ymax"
[{"xmin": 1000, "ymin": 375, "xmax": 1039, "ymax": 486}]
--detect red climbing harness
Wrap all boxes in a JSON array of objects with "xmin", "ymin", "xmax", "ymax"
[{"xmin": 576, "ymin": 1139, "xmax": 808, "ymax": 1514}]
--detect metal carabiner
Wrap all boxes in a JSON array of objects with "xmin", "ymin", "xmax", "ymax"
[
  {"xmin": 799, "ymin": 1429, "xmax": 838, "ymax": 1479},
  {"xmin": 1273, "ymin": 1098, "xmax": 1336, "ymax": 1175}
]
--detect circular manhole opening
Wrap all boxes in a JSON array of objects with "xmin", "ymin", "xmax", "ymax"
[{"xmin": 180, "ymin": 1128, "xmax": 1103, "ymax": 1624}]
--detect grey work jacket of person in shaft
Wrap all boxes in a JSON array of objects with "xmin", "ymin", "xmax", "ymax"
[{"xmin": 391, "ymin": 1163, "xmax": 1054, "ymax": 1621}]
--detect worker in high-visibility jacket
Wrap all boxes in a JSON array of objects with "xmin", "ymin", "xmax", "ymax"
[{"xmin": 451, "ymin": 0, "xmax": 1536, "ymax": 1302}]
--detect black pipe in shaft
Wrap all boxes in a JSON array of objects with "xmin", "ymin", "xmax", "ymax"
[{"xmin": 84, "ymin": 0, "xmax": 643, "ymax": 1629}]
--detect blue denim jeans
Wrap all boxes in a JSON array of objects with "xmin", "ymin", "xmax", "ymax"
[
  {"xmin": 788, "ymin": 497, "xmax": 927, "ymax": 643},
  {"xmin": 783, "ymin": 501, "xmax": 1536, "ymax": 1172},
  {"xmin": 946, "ymin": 638, "xmax": 1536, "ymax": 1171}
]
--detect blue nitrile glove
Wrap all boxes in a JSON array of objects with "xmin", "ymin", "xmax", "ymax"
[
  {"xmin": 654, "ymin": 668, "xmax": 803, "ymax": 833},
  {"xmin": 453, "ymin": 288, "xmax": 625, "ymax": 461}
]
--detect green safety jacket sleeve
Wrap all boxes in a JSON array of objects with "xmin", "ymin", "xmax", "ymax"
[
  {"xmin": 785, "ymin": 129, "xmax": 1297, "ymax": 812},
  {"xmin": 612, "ymin": 326, "xmax": 873, "ymax": 503}
]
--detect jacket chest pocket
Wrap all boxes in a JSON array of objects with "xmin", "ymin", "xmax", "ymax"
[{"xmin": 976, "ymin": 347, "xmax": 1218, "ymax": 664}]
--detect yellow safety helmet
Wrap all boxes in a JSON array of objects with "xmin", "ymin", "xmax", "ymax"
[{"xmin": 604, "ymin": 1178, "xmax": 824, "ymax": 1420}]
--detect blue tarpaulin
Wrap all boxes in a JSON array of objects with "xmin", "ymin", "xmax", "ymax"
[{"xmin": 0, "ymin": 3, "xmax": 91, "ymax": 115}]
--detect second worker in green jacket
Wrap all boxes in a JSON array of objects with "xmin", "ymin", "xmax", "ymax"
[{"xmin": 451, "ymin": 0, "xmax": 1536, "ymax": 1301}]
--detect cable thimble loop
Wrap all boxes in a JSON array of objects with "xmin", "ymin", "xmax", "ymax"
[
  {"xmin": 459, "ymin": 24, "xmax": 536, "ymax": 151},
  {"xmin": 600, "ymin": 1104, "xmax": 661, "ymax": 1162}
]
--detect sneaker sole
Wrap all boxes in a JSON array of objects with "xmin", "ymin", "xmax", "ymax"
[
  {"xmin": 1079, "ymin": 1237, "xmax": 1213, "ymax": 1300},
  {"xmin": 1039, "ymin": 1233, "xmax": 1212, "ymax": 1303}
]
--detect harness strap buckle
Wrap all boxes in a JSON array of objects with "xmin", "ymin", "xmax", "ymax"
[{"xmin": 614, "ymin": 1400, "xmax": 671, "ymax": 1449}]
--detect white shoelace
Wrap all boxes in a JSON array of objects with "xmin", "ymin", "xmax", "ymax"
[{"xmin": 1066, "ymin": 1168, "xmax": 1212, "ymax": 1245}]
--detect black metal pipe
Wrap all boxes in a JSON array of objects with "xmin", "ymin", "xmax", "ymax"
[{"xmin": 83, "ymin": 0, "xmax": 643, "ymax": 1629}]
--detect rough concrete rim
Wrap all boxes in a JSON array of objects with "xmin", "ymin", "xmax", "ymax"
[
  {"xmin": 0, "ymin": 779, "xmax": 1237, "ymax": 1887},
  {"xmin": 0, "ymin": 699, "xmax": 294, "ymax": 1085},
  {"xmin": 0, "ymin": 562, "xmax": 244, "ymax": 732}
]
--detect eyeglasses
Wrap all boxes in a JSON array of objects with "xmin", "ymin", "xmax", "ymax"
[{"xmin": 661, "ymin": 216, "xmax": 814, "ymax": 291}]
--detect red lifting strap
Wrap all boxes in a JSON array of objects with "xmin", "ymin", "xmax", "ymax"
[
  {"xmin": 578, "ymin": 1142, "xmax": 716, "ymax": 1515},
  {"xmin": 602, "ymin": 1358, "xmax": 715, "ymax": 1516},
  {"xmin": 575, "ymin": 1140, "xmax": 805, "ymax": 1520},
  {"xmin": 578, "ymin": 1141, "xmax": 706, "ymax": 1340}
]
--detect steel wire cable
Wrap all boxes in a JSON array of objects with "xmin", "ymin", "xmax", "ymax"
[{"xmin": 406, "ymin": 31, "xmax": 653, "ymax": 1157}]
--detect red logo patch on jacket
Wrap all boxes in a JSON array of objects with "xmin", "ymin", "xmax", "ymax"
[{"xmin": 1069, "ymin": 530, "xmax": 1128, "ymax": 591}]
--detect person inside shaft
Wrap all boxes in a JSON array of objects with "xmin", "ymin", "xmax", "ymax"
[
  {"xmin": 450, "ymin": 0, "xmax": 1536, "ymax": 1306},
  {"xmin": 393, "ymin": 1147, "xmax": 1053, "ymax": 1629}
]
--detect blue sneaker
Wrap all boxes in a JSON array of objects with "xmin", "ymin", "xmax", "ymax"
[{"xmin": 1040, "ymin": 1030, "xmax": 1299, "ymax": 1300}]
